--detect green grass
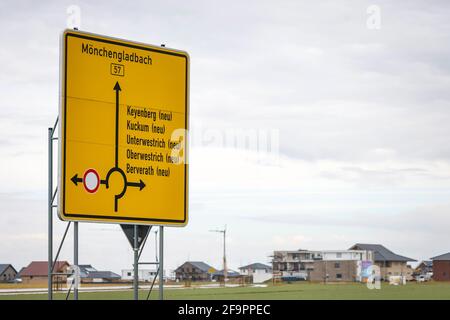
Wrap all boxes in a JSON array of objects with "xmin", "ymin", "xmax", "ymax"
[{"xmin": 1, "ymin": 282, "xmax": 450, "ymax": 300}]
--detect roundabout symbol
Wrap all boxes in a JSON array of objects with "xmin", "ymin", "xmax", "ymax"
[{"xmin": 70, "ymin": 81, "xmax": 146, "ymax": 212}]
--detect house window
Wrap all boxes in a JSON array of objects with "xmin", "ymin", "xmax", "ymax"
[
  {"xmin": 336, "ymin": 253, "xmax": 342, "ymax": 258},
  {"xmin": 336, "ymin": 274, "xmax": 342, "ymax": 279},
  {"xmin": 127, "ymin": 272, "xmax": 132, "ymax": 276},
  {"xmin": 334, "ymin": 263, "xmax": 340, "ymax": 269}
]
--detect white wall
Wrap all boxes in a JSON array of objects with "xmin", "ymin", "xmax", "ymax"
[
  {"xmin": 252, "ymin": 269, "xmax": 273, "ymax": 283},
  {"xmin": 122, "ymin": 269, "xmax": 158, "ymax": 281},
  {"xmin": 321, "ymin": 250, "xmax": 372, "ymax": 261}
]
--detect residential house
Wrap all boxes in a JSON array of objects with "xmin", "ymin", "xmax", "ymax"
[
  {"xmin": 272, "ymin": 249, "xmax": 373, "ymax": 282},
  {"xmin": 239, "ymin": 263, "xmax": 272, "ymax": 283},
  {"xmin": 211, "ymin": 269, "xmax": 241, "ymax": 282},
  {"xmin": 175, "ymin": 261, "xmax": 216, "ymax": 281},
  {"xmin": 75, "ymin": 264, "xmax": 121, "ymax": 283},
  {"xmin": 78, "ymin": 264, "xmax": 97, "ymax": 279},
  {"xmin": 414, "ymin": 261, "xmax": 433, "ymax": 276},
  {"xmin": 84, "ymin": 271, "xmax": 121, "ymax": 283},
  {"xmin": 349, "ymin": 244, "xmax": 416, "ymax": 280},
  {"xmin": 431, "ymin": 252, "xmax": 450, "ymax": 281},
  {"xmin": 20, "ymin": 261, "xmax": 70, "ymax": 285},
  {"xmin": 0, "ymin": 264, "xmax": 18, "ymax": 282}
]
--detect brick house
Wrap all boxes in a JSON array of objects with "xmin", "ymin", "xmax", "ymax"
[
  {"xmin": 431, "ymin": 252, "xmax": 450, "ymax": 281},
  {"xmin": 20, "ymin": 261, "xmax": 70, "ymax": 285},
  {"xmin": 272, "ymin": 249, "xmax": 373, "ymax": 282},
  {"xmin": 349, "ymin": 244, "xmax": 416, "ymax": 280},
  {"xmin": 309, "ymin": 260, "xmax": 359, "ymax": 282},
  {"xmin": 175, "ymin": 261, "xmax": 216, "ymax": 281}
]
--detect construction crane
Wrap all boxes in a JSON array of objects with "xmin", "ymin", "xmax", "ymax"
[{"xmin": 209, "ymin": 225, "xmax": 227, "ymax": 285}]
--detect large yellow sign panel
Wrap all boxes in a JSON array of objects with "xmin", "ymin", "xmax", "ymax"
[{"xmin": 59, "ymin": 30, "xmax": 189, "ymax": 226}]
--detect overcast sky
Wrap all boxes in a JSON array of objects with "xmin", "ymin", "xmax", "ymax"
[{"xmin": 1, "ymin": 0, "xmax": 450, "ymax": 275}]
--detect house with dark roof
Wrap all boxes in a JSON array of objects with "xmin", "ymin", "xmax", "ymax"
[
  {"xmin": 78, "ymin": 264, "xmax": 97, "ymax": 278},
  {"xmin": 211, "ymin": 269, "xmax": 241, "ymax": 282},
  {"xmin": 414, "ymin": 260, "xmax": 433, "ymax": 276},
  {"xmin": 20, "ymin": 261, "xmax": 70, "ymax": 284},
  {"xmin": 0, "ymin": 264, "xmax": 18, "ymax": 282},
  {"xmin": 349, "ymin": 244, "xmax": 416, "ymax": 280},
  {"xmin": 84, "ymin": 271, "xmax": 121, "ymax": 283},
  {"xmin": 174, "ymin": 261, "xmax": 216, "ymax": 281},
  {"xmin": 431, "ymin": 252, "xmax": 450, "ymax": 281},
  {"xmin": 74, "ymin": 264, "xmax": 121, "ymax": 283}
]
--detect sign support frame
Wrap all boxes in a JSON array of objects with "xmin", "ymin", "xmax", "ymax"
[
  {"xmin": 48, "ymin": 118, "xmax": 82, "ymax": 300},
  {"xmin": 49, "ymin": 119, "xmax": 164, "ymax": 300},
  {"xmin": 48, "ymin": 29, "xmax": 181, "ymax": 300}
]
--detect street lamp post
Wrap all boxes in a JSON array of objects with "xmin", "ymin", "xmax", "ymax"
[{"xmin": 210, "ymin": 225, "xmax": 227, "ymax": 285}]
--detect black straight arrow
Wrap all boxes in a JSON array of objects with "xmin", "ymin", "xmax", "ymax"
[
  {"xmin": 71, "ymin": 174, "xmax": 83, "ymax": 186},
  {"xmin": 127, "ymin": 180, "xmax": 146, "ymax": 191},
  {"xmin": 114, "ymin": 81, "xmax": 121, "ymax": 168}
]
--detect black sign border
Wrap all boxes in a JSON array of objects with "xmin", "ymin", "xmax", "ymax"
[{"xmin": 61, "ymin": 31, "xmax": 188, "ymax": 225}]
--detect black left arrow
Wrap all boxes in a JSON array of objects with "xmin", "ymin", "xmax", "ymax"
[
  {"xmin": 127, "ymin": 179, "xmax": 146, "ymax": 191},
  {"xmin": 71, "ymin": 174, "xmax": 83, "ymax": 186}
]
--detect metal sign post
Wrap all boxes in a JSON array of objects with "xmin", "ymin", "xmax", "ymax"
[
  {"xmin": 74, "ymin": 221, "xmax": 79, "ymax": 300},
  {"xmin": 159, "ymin": 226, "xmax": 164, "ymax": 300},
  {"xmin": 134, "ymin": 225, "xmax": 139, "ymax": 300},
  {"xmin": 48, "ymin": 127, "xmax": 54, "ymax": 300}
]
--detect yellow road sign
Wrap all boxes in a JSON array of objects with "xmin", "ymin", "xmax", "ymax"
[{"xmin": 58, "ymin": 30, "xmax": 189, "ymax": 226}]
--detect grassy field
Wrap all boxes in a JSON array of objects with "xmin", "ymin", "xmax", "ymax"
[{"xmin": 1, "ymin": 282, "xmax": 450, "ymax": 300}]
